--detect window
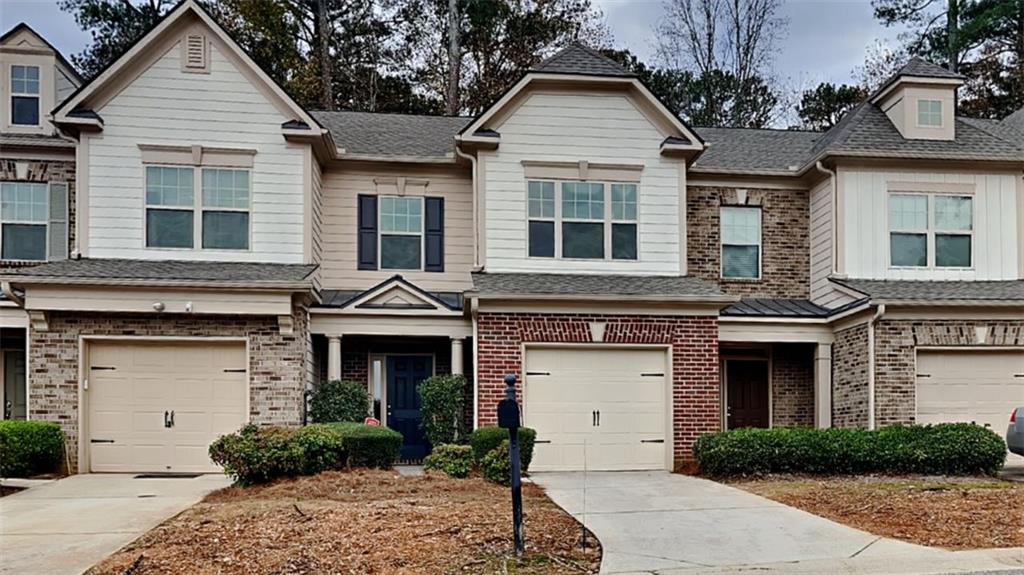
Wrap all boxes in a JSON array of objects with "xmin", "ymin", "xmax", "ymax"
[
  {"xmin": 0, "ymin": 182, "xmax": 67, "ymax": 261},
  {"xmin": 146, "ymin": 166, "xmax": 194, "ymax": 248},
  {"xmin": 380, "ymin": 196, "xmax": 422, "ymax": 270},
  {"xmin": 889, "ymin": 193, "xmax": 972, "ymax": 268},
  {"xmin": 721, "ymin": 206, "xmax": 761, "ymax": 279},
  {"xmin": 526, "ymin": 180, "xmax": 638, "ymax": 261},
  {"xmin": 202, "ymin": 169, "xmax": 249, "ymax": 249},
  {"xmin": 10, "ymin": 65, "xmax": 40, "ymax": 126},
  {"xmin": 917, "ymin": 99, "xmax": 942, "ymax": 127}
]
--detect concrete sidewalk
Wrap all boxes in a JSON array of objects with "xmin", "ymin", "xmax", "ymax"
[
  {"xmin": 0, "ymin": 473, "xmax": 231, "ymax": 575},
  {"xmin": 532, "ymin": 471, "xmax": 1024, "ymax": 575}
]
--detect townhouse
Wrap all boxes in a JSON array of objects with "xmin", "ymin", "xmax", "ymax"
[{"xmin": 0, "ymin": 1, "xmax": 1021, "ymax": 473}]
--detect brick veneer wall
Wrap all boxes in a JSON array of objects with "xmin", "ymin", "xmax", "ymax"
[
  {"xmin": 476, "ymin": 313, "xmax": 719, "ymax": 466},
  {"xmin": 0, "ymin": 159, "xmax": 76, "ymax": 268},
  {"xmin": 874, "ymin": 319, "xmax": 1024, "ymax": 426},
  {"xmin": 771, "ymin": 343, "xmax": 814, "ymax": 427},
  {"xmin": 833, "ymin": 323, "xmax": 869, "ymax": 428},
  {"xmin": 29, "ymin": 305, "xmax": 308, "ymax": 472},
  {"xmin": 687, "ymin": 186, "xmax": 809, "ymax": 298}
]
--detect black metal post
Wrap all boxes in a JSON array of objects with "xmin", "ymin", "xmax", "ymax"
[{"xmin": 504, "ymin": 373, "xmax": 525, "ymax": 555}]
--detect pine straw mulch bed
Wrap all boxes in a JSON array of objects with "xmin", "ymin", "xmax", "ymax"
[
  {"xmin": 86, "ymin": 469, "xmax": 600, "ymax": 575},
  {"xmin": 730, "ymin": 475, "xmax": 1024, "ymax": 550}
]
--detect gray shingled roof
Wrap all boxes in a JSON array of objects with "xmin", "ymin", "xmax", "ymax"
[
  {"xmin": 833, "ymin": 278, "xmax": 1024, "ymax": 303},
  {"xmin": 693, "ymin": 127, "xmax": 820, "ymax": 172},
  {"xmin": 531, "ymin": 43, "xmax": 634, "ymax": 77},
  {"xmin": 1000, "ymin": 107, "xmax": 1024, "ymax": 136},
  {"xmin": 0, "ymin": 133, "xmax": 75, "ymax": 149},
  {"xmin": 4, "ymin": 258, "xmax": 317, "ymax": 285},
  {"xmin": 319, "ymin": 289, "xmax": 463, "ymax": 310},
  {"xmin": 869, "ymin": 57, "xmax": 965, "ymax": 102},
  {"xmin": 311, "ymin": 110, "xmax": 471, "ymax": 158},
  {"xmin": 469, "ymin": 272, "xmax": 729, "ymax": 300}
]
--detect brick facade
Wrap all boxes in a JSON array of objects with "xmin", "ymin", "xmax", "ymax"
[
  {"xmin": 29, "ymin": 305, "xmax": 308, "ymax": 472},
  {"xmin": 687, "ymin": 186, "xmax": 809, "ymax": 299},
  {"xmin": 475, "ymin": 312, "xmax": 719, "ymax": 466},
  {"xmin": 833, "ymin": 323, "xmax": 870, "ymax": 428},
  {"xmin": 771, "ymin": 343, "xmax": 814, "ymax": 427},
  {"xmin": 0, "ymin": 158, "xmax": 76, "ymax": 268}
]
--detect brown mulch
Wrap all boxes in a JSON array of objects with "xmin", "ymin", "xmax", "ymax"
[
  {"xmin": 732, "ymin": 475, "xmax": 1024, "ymax": 550},
  {"xmin": 86, "ymin": 470, "xmax": 600, "ymax": 575},
  {"xmin": 0, "ymin": 485, "xmax": 24, "ymax": 497}
]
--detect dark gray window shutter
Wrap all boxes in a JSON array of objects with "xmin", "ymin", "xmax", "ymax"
[
  {"xmin": 424, "ymin": 197, "xmax": 444, "ymax": 272},
  {"xmin": 47, "ymin": 183, "xmax": 68, "ymax": 261},
  {"xmin": 357, "ymin": 195, "xmax": 378, "ymax": 270}
]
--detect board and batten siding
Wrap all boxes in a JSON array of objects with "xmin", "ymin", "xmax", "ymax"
[
  {"xmin": 319, "ymin": 163, "xmax": 474, "ymax": 292},
  {"xmin": 482, "ymin": 91, "xmax": 684, "ymax": 275},
  {"xmin": 838, "ymin": 167, "xmax": 1020, "ymax": 280},
  {"xmin": 84, "ymin": 39, "xmax": 306, "ymax": 263}
]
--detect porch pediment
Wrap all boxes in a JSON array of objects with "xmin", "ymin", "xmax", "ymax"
[{"xmin": 325, "ymin": 275, "xmax": 463, "ymax": 316}]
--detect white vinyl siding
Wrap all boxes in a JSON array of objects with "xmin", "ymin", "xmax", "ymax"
[
  {"xmin": 809, "ymin": 178, "xmax": 859, "ymax": 307},
  {"xmin": 483, "ymin": 92, "xmax": 683, "ymax": 275},
  {"xmin": 839, "ymin": 168, "xmax": 1019, "ymax": 280},
  {"xmin": 84, "ymin": 37, "xmax": 305, "ymax": 262}
]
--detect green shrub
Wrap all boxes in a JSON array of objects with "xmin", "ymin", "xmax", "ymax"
[
  {"xmin": 294, "ymin": 424, "xmax": 346, "ymax": 475},
  {"xmin": 309, "ymin": 379, "xmax": 370, "ymax": 423},
  {"xmin": 481, "ymin": 441, "xmax": 512, "ymax": 485},
  {"xmin": 468, "ymin": 426, "xmax": 536, "ymax": 472},
  {"xmin": 209, "ymin": 424, "xmax": 306, "ymax": 485},
  {"xmin": 328, "ymin": 422, "xmax": 403, "ymax": 469},
  {"xmin": 418, "ymin": 374, "xmax": 466, "ymax": 447},
  {"xmin": 424, "ymin": 444, "xmax": 473, "ymax": 478},
  {"xmin": 0, "ymin": 420, "xmax": 64, "ymax": 477},
  {"xmin": 694, "ymin": 423, "xmax": 1007, "ymax": 477}
]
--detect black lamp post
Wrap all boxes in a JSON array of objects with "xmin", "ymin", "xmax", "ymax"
[{"xmin": 497, "ymin": 373, "xmax": 524, "ymax": 555}]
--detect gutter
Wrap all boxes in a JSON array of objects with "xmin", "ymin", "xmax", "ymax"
[
  {"xmin": 815, "ymin": 161, "xmax": 839, "ymax": 275},
  {"xmin": 866, "ymin": 303, "xmax": 886, "ymax": 430},
  {"xmin": 454, "ymin": 145, "xmax": 481, "ymax": 270},
  {"xmin": 1, "ymin": 277, "xmax": 314, "ymax": 291}
]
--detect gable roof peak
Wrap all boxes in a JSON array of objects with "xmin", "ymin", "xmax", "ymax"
[
  {"xmin": 530, "ymin": 43, "xmax": 635, "ymax": 78},
  {"xmin": 897, "ymin": 56, "xmax": 966, "ymax": 80}
]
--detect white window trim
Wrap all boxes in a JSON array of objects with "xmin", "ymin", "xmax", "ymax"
[
  {"xmin": 9, "ymin": 64, "xmax": 41, "ymax": 127},
  {"xmin": 378, "ymin": 195, "xmax": 425, "ymax": 271},
  {"xmin": 887, "ymin": 191, "xmax": 974, "ymax": 270},
  {"xmin": 0, "ymin": 181, "xmax": 59, "ymax": 262},
  {"xmin": 719, "ymin": 206, "xmax": 762, "ymax": 280},
  {"xmin": 526, "ymin": 179, "xmax": 640, "ymax": 262},
  {"xmin": 143, "ymin": 165, "xmax": 253, "ymax": 252},
  {"xmin": 916, "ymin": 98, "xmax": 943, "ymax": 129}
]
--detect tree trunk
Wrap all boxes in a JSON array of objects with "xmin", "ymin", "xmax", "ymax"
[
  {"xmin": 446, "ymin": 0, "xmax": 460, "ymax": 116},
  {"xmin": 946, "ymin": 0, "xmax": 959, "ymax": 72},
  {"xmin": 317, "ymin": 0, "xmax": 333, "ymax": 110}
]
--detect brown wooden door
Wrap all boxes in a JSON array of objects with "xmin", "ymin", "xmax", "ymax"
[{"xmin": 726, "ymin": 360, "xmax": 770, "ymax": 429}]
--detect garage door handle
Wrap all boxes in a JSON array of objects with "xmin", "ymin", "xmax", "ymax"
[
  {"xmin": 640, "ymin": 439, "xmax": 664, "ymax": 444},
  {"xmin": 224, "ymin": 368, "xmax": 246, "ymax": 373},
  {"xmin": 526, "ymin": 371, "xmax": 550, "ymax": 376},
  {"xmin": 90, "ymin": 439, "xmax": 115, "ymax": 444},
  {"xmin": 535, "ymin": 440, "xmax": 552, "ymax": 444},
  {"xmin": 90, "ymin": 366, "xmax": 116, "ymax": 371}
]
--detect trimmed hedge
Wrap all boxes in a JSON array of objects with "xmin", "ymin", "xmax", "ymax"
[
  {"xmin": 328, "ymin": 422, "xmax": 403, "ymax": 469},
  {"xmin": 309, "ymin": 379, "xmax": 370, "ymax": 423},
  {"xmin": 418, "ymin": 375, "xmax": 466, "ymax": 447},
  {"xmin": 481, "ymin": 440, "xmax": 512, "ymax": 485},
  {"xmin": 694, "ymin": 424, "xmax": 1007, "ymax": 477},
  {"xmin": 0, "ymin": 420, "xmax": 64, "ymax": 477},
  {"xmin": 424, "ymin": 444, "xmax": 474, "ymax": 478},
  {"xmin": 469, "ymin": 426, "xmax": 536, "ymax": 473}
]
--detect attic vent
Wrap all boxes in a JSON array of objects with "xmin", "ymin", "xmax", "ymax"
[{"xmin": 182, "ymin": 33, "xmax": 208, "ymax": 72}]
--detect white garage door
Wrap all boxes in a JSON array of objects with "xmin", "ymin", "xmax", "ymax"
[
  {"xmin": 917, "ymin": 350, "xmax": 1024, "ymax": 463},
  {"xmin": 524, "ymin": 347, "xmax": 668, "ymax": 471},
  {"xmin": 87, "ymin": 341, "xmax": 247, "ymax": 473}
]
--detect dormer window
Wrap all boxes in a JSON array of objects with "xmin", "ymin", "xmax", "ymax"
[
  {"xmin": 10, "ymin": 65, "xmax": 40, "ymax": 126},
  {"xmin": 917, "ymin": 99, "xmax": 942, "ymax": 127}
]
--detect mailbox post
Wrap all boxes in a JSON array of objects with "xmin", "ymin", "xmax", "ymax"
[{"xmin": 497, "ymin": 373, "xmax": 524, "ymax": 555}]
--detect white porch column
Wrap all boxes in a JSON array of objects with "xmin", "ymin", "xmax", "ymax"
[
  {"xmin": 450, "ymin": 337, "xmax": 465, "ymax": 375},
  {"xmin": 814, "ymin": 342, "xmax": 833, "ymax": 428},
  {"xmin": 327, "ymin": 336, "xmax": 342, "ymax": 381}
]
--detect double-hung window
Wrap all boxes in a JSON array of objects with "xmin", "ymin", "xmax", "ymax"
[
  {"xmin": 10, "ymin": 65, "xmax": 40, "ymax": 126},
  {"xmin": 380, "ymin": 196, "xmax": 423, "ymax": 270},
  {"xmin": 720, "ymin": 206, "xmax": 761, "ymax": 279},
  {"xmin": 0, "ymin": 182, "xmax": 68, "ymax": 261},
  {"xmin": 146, "ymin": 166, "xmax": 195, "ymax": 248},
  {"xmin": 146, "ymin": 166, "xmax": 251, "ymax": 250},
  {"xmin": 889, "ymin": 193, "xmax": 972, "ymax": 268},
  {"xmin": 526, "ymin": 180, "xmax": 638, "ymax": 261},
  {"xmin": 202, "ymin": 169, "xmax": 250, "ymax": 249}
]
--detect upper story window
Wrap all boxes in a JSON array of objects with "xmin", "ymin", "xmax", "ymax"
[
  {"xmin": 145, "ymin": 166, "xmax": 250, "ymax": 250},
  {"xmin": 889, "ymin": 193, "xmax": 972, "ymax": 268},
  {"xmin": 356, "ymin": 194, "xmax": 444, "ymax": 272},
  {"xmin": 526, "ymin": 180, "xmax": 638, "ymax": 261},
  {"xmin": 380, "ymin": 196, "xmax": 422, "ymax": 270},
  {"xmin": 10, "ymin": 65, "xmax": 40, "ymax": 126},
  {"xmin": 720, "ymin": 206, "xmax": 761, "ymax": 279},
  {"xmin": 917, "ymin": 99, "xmax": 942, "ymax": 127},
  {"xmin": 0, "ymin": 181, "xmax": 68, "ymax": 261}
]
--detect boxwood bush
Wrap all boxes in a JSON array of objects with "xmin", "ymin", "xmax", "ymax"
[
  {"xmin": 309, "ymin": 379, "xmax": 370, "ymax": 423},
  {"xmin": 328, "ymin": 422, "xmax": 403, "ymax": 469},
  {"xmin": 469, "ymin": 426, "xmax": 536, "ymax": 472},
  {"xmin": 423, "ymin": 444, "xmax": 474, "ymax": 478},
  {"xmin": 0, "ymin": 420, "xmax": 64, "ymax": 477},
  {"xmin": 694, "ymin": 423, "xmax": 1007, "ymax": 477},
  {"xmin": 481, "ymin": 440, "xmax": 512, "ymax": 485},
  {"xmin": 418, "ymin": 374, "xmax": 466, "ymax": 447}
]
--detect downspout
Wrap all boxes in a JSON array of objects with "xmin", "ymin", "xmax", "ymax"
[
  {"xmin": 470, "ymin": 298, "xmax": 479, "ymax": 430},
  {"xmin": 1, "ymin": 282, "xmax": 23, "ymax": 307},
  {"xmin": 815, "ymin": 161, "xmax": 838, "ymax": 275},
  {"xmin": 866, "ymin": 304, "xmax": 886, "ymax": 430},
  {"xmin": 454, "ymin": 143, "xmax": 480, "ymax": 269}
]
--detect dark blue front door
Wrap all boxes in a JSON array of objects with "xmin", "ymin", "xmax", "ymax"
[{"xmin": 386, "ymin": 355, "xmax": 433, "ymax": 460}]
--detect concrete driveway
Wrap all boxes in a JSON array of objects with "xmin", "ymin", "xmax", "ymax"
[
  {"xmin": 0, "ymin": 473, "xmax": 230, "ymax": 575},
  {"xmin": 532, "ymin": 471, "xmax": 1024, "ymax": 575}
]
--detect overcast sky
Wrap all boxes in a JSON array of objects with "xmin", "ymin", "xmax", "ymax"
[{"xmin": 1, "ymin": 0, "xmax": 907, "ymax": 86}]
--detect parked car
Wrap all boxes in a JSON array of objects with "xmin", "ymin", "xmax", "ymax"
[{"xmin": 1007, "ymin": 407, "xmax": 1024, "ymax": 457}]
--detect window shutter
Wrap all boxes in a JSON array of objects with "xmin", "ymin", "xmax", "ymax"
[
  {"xmin": 357, "ymin": 194, "xmax": 378, "ymax": 270},
  {"xmin": 47, "ymin": 183, "xmax": 68, "ymax": 261},
  {"xmin": 424, "ymin": 197, "xmax": 444, "ymax": 272}
]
